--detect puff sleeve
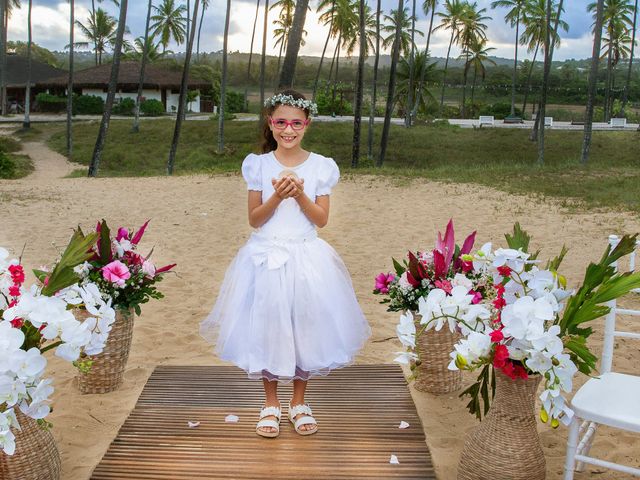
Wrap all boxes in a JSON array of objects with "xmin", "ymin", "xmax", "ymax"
[
  {"xmin": 316, "ymin": 157, "xmax": 340, "ymax": 196},
  {"xmin": 241, "ymin": 153, "xmax": 262, "ymax": 191}
]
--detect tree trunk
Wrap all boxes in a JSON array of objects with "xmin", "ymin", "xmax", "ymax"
[
  {"xmin": 510, "ymin": 10, "xmax": 520, "ymax": 117},
  {"xmin": 132, "ymin": 0, "xmax": 153, "ymax": 133},
  {"xmin": 331, "ymin": 34, "xmax": 341, "ymax": 114},
  {"xmin": 87, "ymin": 0, "xmax": 128, "ymax": 177},
  {"xmin": 352, "ymin": 0, "xmax": 366, "ymax": 168},
  {"xmin": 166, "ymin": 0, "xmax": 200, "ymax": 174},
  {"xmin": 536, "ymin": 0, "xmax": 552, "ymax": 166},
  {"xmin": 279, "ymin": 0, "xmax": 309, "ymax": 88},
  {"xmin": 405, "ymin": 0, "xmax": 416, "ymax": 127},
  {"xmin": 186, "ymin": 0, "xmax": 191, "ymax": 49},
  {"xmin": 603, "ymin": 47, "xmax": 613, "ymax": 122},
  {"xmin": 0, "ymin": 0, "xmax": 5, "ymax": 116},
  {"xmin": 218, "ymin": 0, "xmax": 231, "ymax": 153},
  {"xmin": 522, "ymin": 43, "xmax": 539, "ymax": 115},
  {"xmin": 23, "ymin": 0, "xmax": 33, "ymax": 129},
  {"xmin": 245, "ymin": 0, "xmax": 260, "ymax": 108},
  {"xmin": 438, "ymin": 30, "xmax": 455, "ymax": 117},
  {"xmin": 92, "ymin": 0, "xmax": 98, "ymax": 66},
  {"xmin": 259, "ymin": 0, "xmax": 269, "ymax": 109},
  {"xmin": 461, "ymin": 58, "xmax": 469, "ymax": 118},
  {"xmin": 622, "ymin": 0, "xmax": 638, "ymax": 113},
  {"xmin": 471, "ymin": 63, "xmax": 478, "ymax": 107},
  {"xmin": 582, "ymin": 0, "xmax": 605, "ymax": 165},
  {"xmin": 196, "ymin": 0, "xmax": 207, "ymax": 61},
  {"xmin": 368, "ymin": 0, "xmax": 381, "ymax": 159},
  {"xmin": 378, "ymin": 0, "xmax": 405, "ymax": 167},
  {"xmin": 312, "ymin": 11, "xmax": 334, "ymax": 103},
  {"xmin": 326, "ymin": 39, "xmax": 340, "ymax": 95},
  {"xmin": 276, "ymin": 41, "xmax": 284, "ymax": 86},
  {"xmin": 412, "ymin": 4, "xmax": 435, "ymax": 118},
  {"xmin": 67, "ymin": 0, "xmax": 74, "ymax": 159}
]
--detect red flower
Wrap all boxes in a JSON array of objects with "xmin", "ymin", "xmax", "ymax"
[
  {"xmin": 10, "ymin": 318, "xmax": 24, "ymax": 328},
  {"xmin": 497, "ymin": 265, "xmax": 512, "ymax": 278},
  {"xmin": 434, "ymin": 279, "xmax": 453, "ymax": 294},
  {"xmin": 493, "ymin": 344, "xmax": 510, "ymax": 368},
  {"xmin": 489, "ymin": 329, "xmax": 504, "ymax": 343},
  {"xmin": 8, "ymin": 264, "xmax": 25, "ymax": 284},
  {"xmin": 513, "ymin": 364, "xmax": 529, "ymax": 379},
  {"xmin": 493, "ymin": 297, "xmax": 506, "ymax": 309},
  {"xmin": 8, "ymin": 285, "xmax": 20, "ymax": 297},
  {"xmin": 494, "ymin": 283, "xmax": 505, "ymax": 296}
]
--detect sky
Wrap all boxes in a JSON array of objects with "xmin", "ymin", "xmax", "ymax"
[{"xmin": 6, "ymin": 0, "xmax": 604, "ymax": 61}]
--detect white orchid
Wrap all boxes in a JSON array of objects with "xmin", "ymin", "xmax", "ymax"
[
  {"xmin": 396, "ymin": 311, "xmax": 416, "ymax": 349},
  {"xmin": 0, "ymin": 408, "xmax": 19, "ymax": 455},
  {"xmin": 448, "ymin": 331, "xmax": 492, "ymax": 370},
  {"xmin": 493, "ymin": 248, "xmax": 530, "ymax": 272},
  {"xmin": 472, "ymin": 242, "xmax": 493, "ymax": 273},
  {"xmin": 393, "ymin": 351, "xmax": 419, "ymax": 365}
]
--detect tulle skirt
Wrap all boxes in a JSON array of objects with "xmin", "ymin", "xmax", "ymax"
[{"xmin": 199, "ymin": 230, "xmax": 371, "ymax": 383}]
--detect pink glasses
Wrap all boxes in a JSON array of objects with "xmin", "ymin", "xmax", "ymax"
[{"xmin": 269, "ymin": 117, "xmax": 310, "ymax": 131}]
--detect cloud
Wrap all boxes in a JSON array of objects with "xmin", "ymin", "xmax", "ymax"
[{"xmin": 7, "ymin": 0, "xmax": 600, "ymax": 60}]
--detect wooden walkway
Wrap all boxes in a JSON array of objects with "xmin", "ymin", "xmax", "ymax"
[{"xmin": 91, "ymin": 364, "xmax": 435, "ymax": 479}]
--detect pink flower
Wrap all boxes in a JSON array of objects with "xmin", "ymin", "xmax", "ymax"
[
  {"xmin": 470, "ymin": 290, "xmax": 483, "ymax": 304},
  {"xmin": 434, "ymin": 279, "xmax": 453, "ymax": 294},
  {"xmin": 102, "ymin": 260, "xmax": 131, "ymax": 286},
  {"xmin": 116, "ymin": 227, "xmax": 130, "ymax": 241},
  {"xmin": 141, "ymin": 260, "xmax": 156, "ymax": 278},
  {"xmin": 374, "ymin": 272, "xmax": 395, "ymax": 294}
]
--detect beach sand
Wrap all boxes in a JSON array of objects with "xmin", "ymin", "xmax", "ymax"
[{"xmin": 1, "ymin": 139, "xmax": 639, "ymax": 479}]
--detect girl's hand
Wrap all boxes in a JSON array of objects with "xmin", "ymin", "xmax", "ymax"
[
  {"xmin": 271, "ymin": 177, "xmax": 296, "ymax": 199},
  {"xmin": 290, "ymin": 177, "xmax": 305, "ymax": 199}
]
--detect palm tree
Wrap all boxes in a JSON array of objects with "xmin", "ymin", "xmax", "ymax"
[
  {"xmin": 378, "ymin": 0, "xmax": 405, "ymax": 167},
  {"xmin": 167, "ymin": 0, "xmax": 200, "ymax": 174},
  {"xmin": 88, "ymin": 0, "xmax": 129, "ymax": 177},
  {"xmin": 244, "ymin": 0, "xmax": 259, "ymax": 107},
  {"xmin": 382, "ymin": 6, "xmax": 423, "ymax": 57},
  {"xmin": 124, "ymin": 36, "xmax": 168, "ymax": 61},
  {"xmin": 259, "ymin": 0, "xmax": 270, "ymax": 111},
  {"xmin": 271, "ymin": 0, "xmax": 302, "ymax": 78},
  {"xmin": 519, "ymin": 0, "xmax": 568, "ymax": 115},
  {"xmin": 621, "ymin": 0, "xmax": 638, "ymax": 113},
  {"xmin": 279, "ymin": 0, "xmax": 310, "ymax": 87},
  {"xmin": 342, "ymin": 3, "xmax": 378, "ymax": 56},
  {"xmin": 67, "ymin": 0, "xmax": 74, "ymax": 159},
  {"xmin": 457, "ymin": 2, "xmax": 490, "ymax": 118},
  {"xmin": 218, "ymin": 0, "xmax": 231, "ymax": 154},
  {"xmin": 196, "ymin": 0, "xmax": 210, "ymax": 61},
  {"xmin": 588, "ymin": 0, "xmax": 634, "ymax": 121},
  {"xmin": 367, "ymin": 0, "xmax": 381, "ymax": 160},
  {"xmin": 434, "ymin": 0, "xmax": 467, "ymax": 115},
  {"xmin": 1, "ymin": 0, "xmax": 21, "ymax": 115},
  {"xmin": 92, "ymin": 0, "xmax": 120, "ymax": 65},
  {"xmin": 22, "ymin": 0, "xmax": 32, "ymax": 129},
  {"xmin": 132, "ymin": 0, "xmax": 153, "ymax": 134},
  {"xmin": 467, "ymin": 37, "xmax": 496, "ymax": 107},
  {"xmin": 75, "ymin": 8, "xmax": 120, "ymax": 65},
  {"xmin": 411, "ymin": 0, "xmax": 438, "ymax": 119},
  {"xmin": 313, "ymin": 0, "xmax": 337, "ymax": 102},
  {"xmin": 491, "ymin": 0, "xmax": 528, "ymax": 117},
  {"xmin": 583, "ymin": 0, "xmax": 606, "ymax": 164},
  {"xmin": 405, "ymin": 0, "xmax": 417, "ymax": 126},
  {"xmin": 395, "ymin": 50, "xmax": 437, "ymax": 114},
  {"xmin": 150, "ymin": 0, "xmax": 187, "ymax": 52},
  {"xmin": 536, "ymin": 0, "xmax": 552, "ymax": 165},
  {"xmin": 327, "ymin": 0, "xmax": 358, "ymax": 112},
  {"xmin": 352, "ymin": 0, "xmax": 366, "ymax": 168}
]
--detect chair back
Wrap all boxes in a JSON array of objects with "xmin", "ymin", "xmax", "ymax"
[{"xmin": 601, "ymin": 235, "xmax": 640, "ymax": 374}]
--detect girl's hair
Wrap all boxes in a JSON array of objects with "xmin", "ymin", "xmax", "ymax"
[{"xmin": 260, "ymin": 89, "xmax": 311, "ymax": 154}]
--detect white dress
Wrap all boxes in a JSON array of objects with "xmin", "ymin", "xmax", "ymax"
[{"xmin": 200, "ymin": 151, "xmax": 371, "ymax": 382}]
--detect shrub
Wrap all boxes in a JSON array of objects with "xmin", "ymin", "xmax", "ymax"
[
  {"xmin": 35, "ymin": 93, "xmax": 66, "ymax": 113},
  {"xmin": 478, "ymin": 102, "xmax": 523, "ymax": 120},
  {"xmin": 225, "ymin": 90, "xmax": 245, "ymax": 113},
  {"xmin": 0, "ymin": 150, "xmax": 16, "ymax": 179},
  {"xmin": 140, "ymin": 98, "xmax": 165, "ymax": 116},
  {"xmin": 74, "ymin": 95, "xmax": 104, "ymax": 115},
  {"xmin": 113, "ymin": 97, "xmax": 136, "ymax": 115},
  {"xmin": 315, "ymin": 90, "xmax": 353, "ymax": 116}
]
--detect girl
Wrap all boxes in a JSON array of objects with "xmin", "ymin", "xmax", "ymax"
[{"xmin": 200, "ymin": 90, "xmax": 371, "ymax": 438}]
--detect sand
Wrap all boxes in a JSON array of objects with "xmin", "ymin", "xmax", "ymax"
[{"xmin": 1, "ymin": 136, "xmax": 639, "ymax": 479}]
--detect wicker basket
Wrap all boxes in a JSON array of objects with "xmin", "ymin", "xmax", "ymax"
[
  {"xmin": 75, "ymin": 307, "xmax": 135, "ymax": 394},
  {"xmin": 413, "ymin": 313, "xmax": 462, "ymax": 394},
  {"xmin": 0, "ymin": 411, "xmax": 61, "ymax": 480},
  {"xmin": 457, "ymin": 370, "xmax": 545, "ymax": 480}
]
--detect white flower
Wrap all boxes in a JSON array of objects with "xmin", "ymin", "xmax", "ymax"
[
  {"xmin": 451, "ymin": 273, "xmax": 473, "ymax": 291},
  {"xmin": 493, "ymin": 248, "xmax": 530, "ymax": 273},
  {"xmin": 418, "ymin": 289, "xmax": 446, "ymax": 329},
  {"xmin": 72, "ymin": 261, "xmax": 92, "ymax": 278},
  {"xmin": 113, "ymin": 238, "xmax": 133, "ymax": 258},
  {"xmin": 398, "ymin": 272, "xmax": 414, "ymax": 291},
  {"xmin": 448, "ymin": 331, "xmax": 492, "ymax": 370},
  {"xmin": 0, "ymin": 322, "xmax": 26, "ymax": 372},
  {"xmin": 501, "ymin": 296, "xmax": 555, "ymax": 341},
  {"xmin": 393, "ymin": 351, "xmax": 419, "ymax": 365},
  {"xmin": 0, "ymin": 408, "xmax": 19, "ymax": 455},
  {"xmin": 0, "ymin": 374, "xmax": 27, "ymax": 408},
  {"xmin": 396, "ymin": 311, "xmax": 416, "ymax": 349},
  {"xmin": 472, "ymin": 242, "xmax": 493, "ymax": 272},
  {"xmin": 459, "ymin": 304, "xmax": 492, "ymax": 335},
  {"xmin": 9, "ymin": 348, "xmax": 47, "ymax": 381}
]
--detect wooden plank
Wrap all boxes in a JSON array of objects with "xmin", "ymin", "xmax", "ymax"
[{"xmin": 91, "ymin": 364, "xmax": 435, "ymax": 479}]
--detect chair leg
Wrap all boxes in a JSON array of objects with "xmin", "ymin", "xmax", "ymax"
[
  {"xmin": 564, "ymin": 416, "xmax": 581, "ymax": 480},
  {"xmin": 576, "ymin": 422, "xmax": 598, "ymax": 472}
]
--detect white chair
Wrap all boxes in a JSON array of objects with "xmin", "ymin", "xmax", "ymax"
[
  {"xmin": 544, "ymin": 116, "xmax": 553, "ymax": 127},
  {"xmin": 478, "ymin": 115, "xmax": 494, "ymax": 126},
  {"xmin": 610, "ymin": 117, "xmax": 627, "ymax": 128},
  {"xmin": 564, "ymin": 235, "xmax": 640, "ymax": 479}
]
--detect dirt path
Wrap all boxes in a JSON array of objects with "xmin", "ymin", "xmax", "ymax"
[{"xmin": 21, "ymin": 141, "xmax": 80, "ymax": 181}]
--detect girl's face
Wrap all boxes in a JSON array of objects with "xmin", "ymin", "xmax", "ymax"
[{"xmin": 268, "ymin": 105, "xmax": 309, "ymax": 151}]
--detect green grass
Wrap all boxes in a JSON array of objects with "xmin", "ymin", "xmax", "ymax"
[
  {"xmin": 47, "ymin": 119, "xmax": 640, "ymax": 213},
  {"xmin": 0, "ymin": 135, "xmax": 34, "ymax": 179}
]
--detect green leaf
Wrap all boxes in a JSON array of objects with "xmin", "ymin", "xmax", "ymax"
[
  {"xmin": 392, "ymin": 257, "xmax": 405, "ymax": 277},
  {"xmin": 546, "ymin": 245, "xmax": 569, "ymax": 271},
  {"xmin": 591, "ymin": 272, "xmax": 640, "ymax": 304},
  {"xmin": 98, "ymin": 219, "xmax": 112, "ymax": 264},
  {"xmin": 504, "ymin": 222, "xmax": 531, "ymax": 252}
]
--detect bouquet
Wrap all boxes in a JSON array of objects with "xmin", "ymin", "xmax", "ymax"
[
  {"xmin": 68, "ymin": 220, "xmax": 175, "ymax": 316},
  {"xmin": 0, "ymin": 230, "xmax": 116, "ymax": 455},
  {"xmin": 396, "ymin": 223, "xmax": 640, "ymax": 428}
]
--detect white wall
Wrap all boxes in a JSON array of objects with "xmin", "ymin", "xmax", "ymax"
[
  {"xmin": 166, "ymin": 92, "xmax": 201, "ymax": 113},
  {"xmin": 81, "ymin": 88, "xmax": 200, "ymax": 113}
]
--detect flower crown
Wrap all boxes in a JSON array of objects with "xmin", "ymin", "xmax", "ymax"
[{"xmin": 264, "ymin": 93, "xmax": 318, "ymax": 115}]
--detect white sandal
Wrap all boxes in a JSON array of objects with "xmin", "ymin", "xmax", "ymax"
[
  {"xmin": 288, "ymin": 403, "xmax": 318, "ymax": 436},
  {"xmin": 256, "ymin": 405, "xmax": 281, "ymax": 438}
]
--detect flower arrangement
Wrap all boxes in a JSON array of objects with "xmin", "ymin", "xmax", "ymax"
[
  {"xmin": 394, "ymin": 223, "xmax": 640, "ymax": 427},
  {"xmin": 69, "ymin": 220, "xmax": 175, "ymax": 316},
  {"xmin": 0, "ymin": 230, "xmax": 116, "ymax": 455}
]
